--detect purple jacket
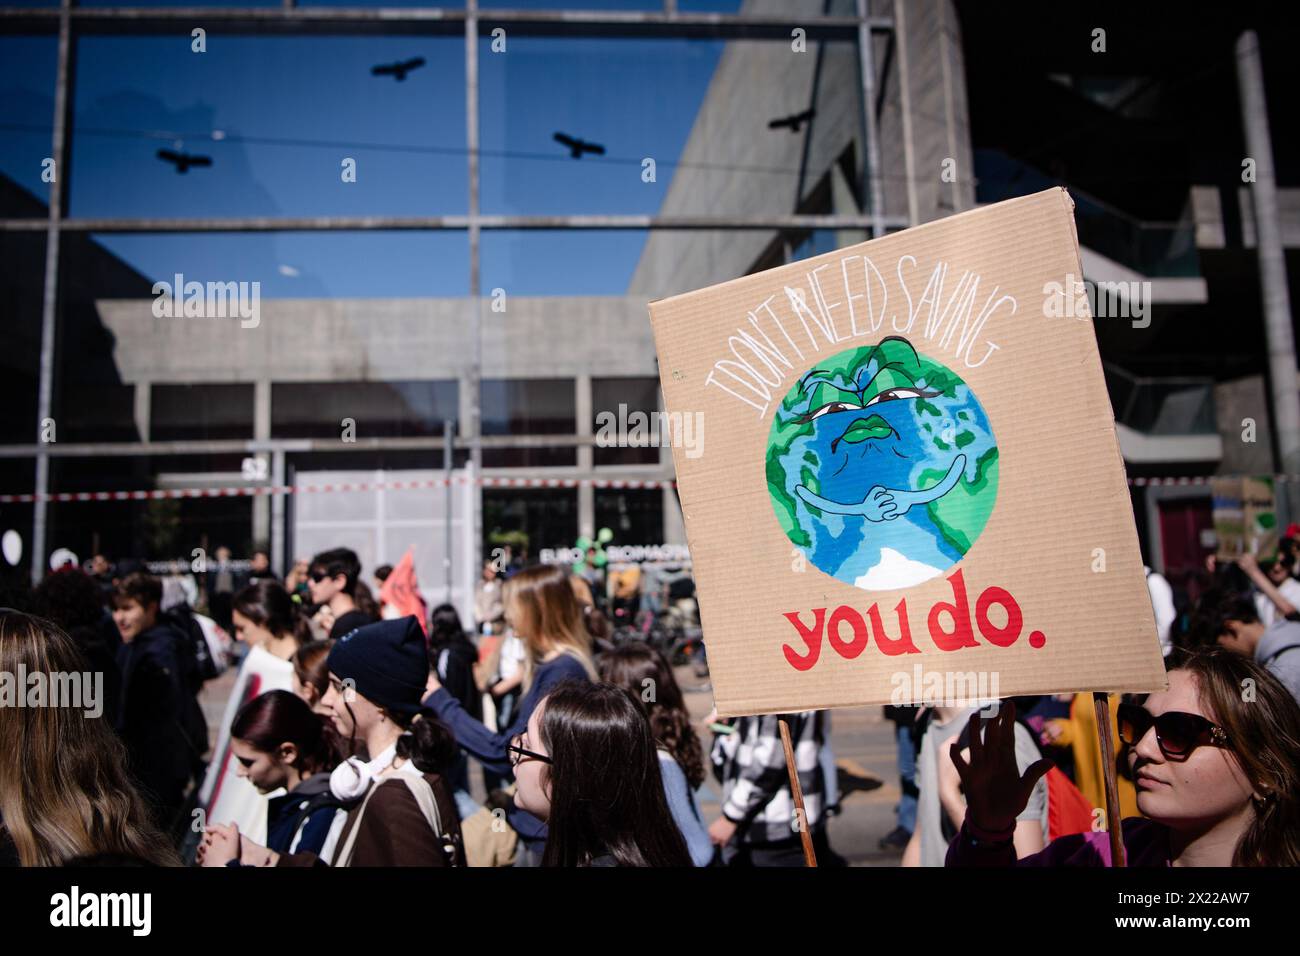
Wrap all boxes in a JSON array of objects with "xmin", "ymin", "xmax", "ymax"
[{"xmin": 946, "ymin": 815, "xmax": 1172, "ymax": 867}]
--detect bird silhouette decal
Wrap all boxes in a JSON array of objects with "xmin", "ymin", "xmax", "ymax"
[
  {"xmin": 553, "ymin": 132, "xmax": 606, "ymax": 159},
  {"xmin": 156, "ymin": 149, "xmax": 212, "ymax": 174},
  {"xmin": 371, "ymin": 57, "xmax": 426, "ymax": 81},
  {"xmin": 768, "ymin": 108, "xmax": 816, "ymax": 133}
]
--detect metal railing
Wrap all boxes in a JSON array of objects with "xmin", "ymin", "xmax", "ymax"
[
  {"xmin": 1102, "ymin": 363, "xmax": 1217, "ymax": 435},
  {"xmin": 974, "ymin": 149, "xmax": 1201, "ymax": 278}
]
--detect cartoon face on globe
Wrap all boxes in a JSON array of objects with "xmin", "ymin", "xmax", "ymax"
[{"xmin": 767, "ymin": 335, "xmax": 999, "ymax": 591}]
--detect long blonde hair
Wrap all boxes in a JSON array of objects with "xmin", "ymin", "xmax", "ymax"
[
  {"xmin": 0, "ymin": 610, "xmax": 181, "ymax": 866},
  {"xmin": 502, "ymin": 565, "xmax": 596, "ymax": 691}
]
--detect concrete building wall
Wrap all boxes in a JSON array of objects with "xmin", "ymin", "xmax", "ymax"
[
  {"xmin": 95, "ymin": 296, "xmax": 659, "ymax": 384},
  {"xmin": 629, "ymin": 0, "xmax": 976, "ymax": 298},
  {"xmin": 627, "ymin": 34, "xmax": 832, "ymax": 295},
  {"xmin": 875, "ymin": 0, "xmax": 976, "ymax": 225},
  {"xmin": 1214, "ymin": 374, "xmax": 1277, "ymax": 474}
]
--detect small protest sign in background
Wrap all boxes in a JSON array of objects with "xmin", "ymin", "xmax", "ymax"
[{"xmin": 1212, "ymin": 476, "xmax": 1278, "ymax": 561}]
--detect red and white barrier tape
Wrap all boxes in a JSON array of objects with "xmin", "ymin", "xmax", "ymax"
[
  {"xmin": 0, "ymin": 475, "xmax": 677, "ymax": 504},
  {"xmin": 1128, "ymin": 475, "xmax": 1300, "ymax": 487},
  {"xmin": 3, "ymin": 473, "xmax": 1299, "ymax": 505}
]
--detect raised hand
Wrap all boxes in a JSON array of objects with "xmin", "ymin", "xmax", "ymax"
[{"xmin": 949, "ymin": 702, "xmax": 1053, "ymax": 835}]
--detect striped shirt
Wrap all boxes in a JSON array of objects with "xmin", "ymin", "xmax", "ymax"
[{"xmin": 710, "ymin": 711, "xmax": 825, "ymax": 845}]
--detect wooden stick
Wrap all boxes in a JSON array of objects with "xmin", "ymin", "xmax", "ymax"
[
  {"xmin": 778, "ymin": 717, "xmax": 818, "ymax": 868},
  {"xmin": 1092, "ymin": 692, "xmax": 1127, "ymax": 868}
]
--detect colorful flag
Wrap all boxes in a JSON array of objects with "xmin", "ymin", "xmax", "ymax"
[{"xmin": 381, "ymin": 547, "xmax": 429, "ymax": 638}]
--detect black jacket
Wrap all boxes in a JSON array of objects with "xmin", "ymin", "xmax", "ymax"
[
  {"xmin": 434, "ymin": 636, "xmax": 482, "ymax": 722},
  {"xmin": 115, "ymin": 621, "xmax": 206, "ymax": 822}
]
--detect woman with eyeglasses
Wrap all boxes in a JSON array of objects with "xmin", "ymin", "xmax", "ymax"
[
  {"xmin": 946, "ymin": 648, "xmax": 1300, "ymax": 866},
  {"xmin": 0, "ymin": 608, "xmax": 181, "ymax": 866},
  {"xmin": 511, "ymin": 680, "xmax": 692, "ymax": 867},
  {"xmin": 424, "ymin": 563, "xmax": 597, "ymax": 866}
]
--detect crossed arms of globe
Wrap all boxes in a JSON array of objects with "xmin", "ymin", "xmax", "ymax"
[{"xmin": 795, "ymin": 453, "xmax": 967, "ymax": 521}]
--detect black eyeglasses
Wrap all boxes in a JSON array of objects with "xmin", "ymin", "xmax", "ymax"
[
  {"xmin": 309, "ymin": 569, "xmax": 331, "ymax": 582},
  {"xmin": 1117, "ymin": 703, "xmax": 1229, "ymax": 760},
  {"xmin": 507, "ymin": 733, "xmax": 551, "ymax": 768}
]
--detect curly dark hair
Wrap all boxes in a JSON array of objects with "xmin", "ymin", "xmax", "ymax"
[
  {"xmin": 597, "ymin": 641, "xmax": 706, "ymax": 790},
  {"xmin": 33, "ymin": 569, "xmax": 106, "ymax": 632}
]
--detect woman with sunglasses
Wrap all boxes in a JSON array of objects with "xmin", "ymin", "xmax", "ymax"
[
  {"xmin": 511, "ymin": 680, "xmax": 692, "ymax": 867},
  {"xmin": 946, "ymin": 648, "xmax": 1300, "ymax": 866}
]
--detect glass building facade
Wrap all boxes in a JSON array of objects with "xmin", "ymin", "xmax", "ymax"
[
  {"xmin": 1, "ymin": 0, "xmax": 920, "ymax": 588},
  {"xmin": 20, "ymin": 1, "xmax": 1289, "ymax": 600}
]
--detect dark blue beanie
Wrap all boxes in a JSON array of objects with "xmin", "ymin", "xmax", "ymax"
[{"xmin": 327, "ymin": 616, "xmax": 428, "ymax": 717}]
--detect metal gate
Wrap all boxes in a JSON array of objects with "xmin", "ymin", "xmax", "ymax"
[{"xmin": 289, "ymin": 466, "xmax": 477, "ymax": 630}]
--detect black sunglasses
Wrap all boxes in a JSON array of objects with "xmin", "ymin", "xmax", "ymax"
[
  {"xmin": 309, "ymin": 569, "xmax": 331, "ymax": 582},
  {"xmin": 1117, "ymin": 702, "xmax": 1229, "ymax": 759},
  {"xmin": 507, "ymin": 733, "xmax": 551, "ymax": 768}
]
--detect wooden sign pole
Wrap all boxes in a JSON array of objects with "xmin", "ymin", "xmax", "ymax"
[
  {"xmin": 778, "ymin": 717, "xmax": 818, "ymax": 867},
  {"xmin": 1092, "ymin": 692, "xmax": 1127, "ymax": 867}
]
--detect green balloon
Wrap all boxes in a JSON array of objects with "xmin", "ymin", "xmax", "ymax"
[
  {"xmin": 593, "ymin": 553, "xmax": 608, "ymax": 567},
  {"xmin": 575, "ymin": 536, "xmax": 592, "ymax": 551},
  {"xmin": 597, "ymin": 527, "xmax": 614, "ymax": 544}
]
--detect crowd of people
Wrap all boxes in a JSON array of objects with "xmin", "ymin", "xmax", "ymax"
[
  {"xmin": 879, "ymin": 536, "xmax": 1300, "ymax": 867},
  {"xmin": 2, "ymin": 532, "xmax": 1300, "ymax": 868}
]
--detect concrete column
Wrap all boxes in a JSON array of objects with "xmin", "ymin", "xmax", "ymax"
[
  {"xmin": 856, "ymin": 0, "xmax": 885, "ymax": 236},
  {"xmin": 656, "ymin": 386, "xmax": 680, "ymax": 545},
  {"xmin": 133, "ymin": 380, "xmax": 151, "ymax": 442},
  {"xmin": 576, "ymin": 374, "xmax": 595, "ymax": 539},
  {"xmin": 893, "ymin": 0, "xmax": 919, "ymax": 226},
  {"xmin": 662, "ymin": 485, "xmax": 686, "ymax": 546},
  {"xmin": 458, "ymin": 374, "xmax": 475, "ymax": 447},
  {"xmin": 270, "ymin": 448, "xmax": 285, "ymax": 576},
  {"xmin": 252, "ymin": 379, "xmax": 271, "ymax": 548},
  {"xmin": 1237, "ymin": 31, "xmax": 1300, "ymax": 520}
]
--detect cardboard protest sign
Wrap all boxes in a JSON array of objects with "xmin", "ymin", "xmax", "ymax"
[
  {"xmin": 195, "ymin": 646, "xmax": 294, "ymax": 843},
  {"xmin": 649, "ymin": 188, "xmax": 1168, "ymax": 716},
  {"xmin": 1211, "ymin": 476, "xmax": 1277, "ymax": 561}
]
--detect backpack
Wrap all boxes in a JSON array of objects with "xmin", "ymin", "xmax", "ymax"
[
  {"xmin": 163, "ymin": 603, "xmax": 223, "ymax": 688},
  {"xmin": 334, "ymin": 774, "xmax": 463, "ymax": 868},
  {"xmin": 155, "ymin": 608, "xmax": 212, "ymax": 780}
]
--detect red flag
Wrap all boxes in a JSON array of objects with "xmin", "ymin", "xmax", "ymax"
[{"xmin": 380, "ymin": 547, "xmax": 429, "ymax": 637}]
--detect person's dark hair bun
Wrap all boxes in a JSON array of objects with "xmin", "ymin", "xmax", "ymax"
[{"xmin": 395, "ymin": 711, "xmax": 458, "ymax": 774}]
